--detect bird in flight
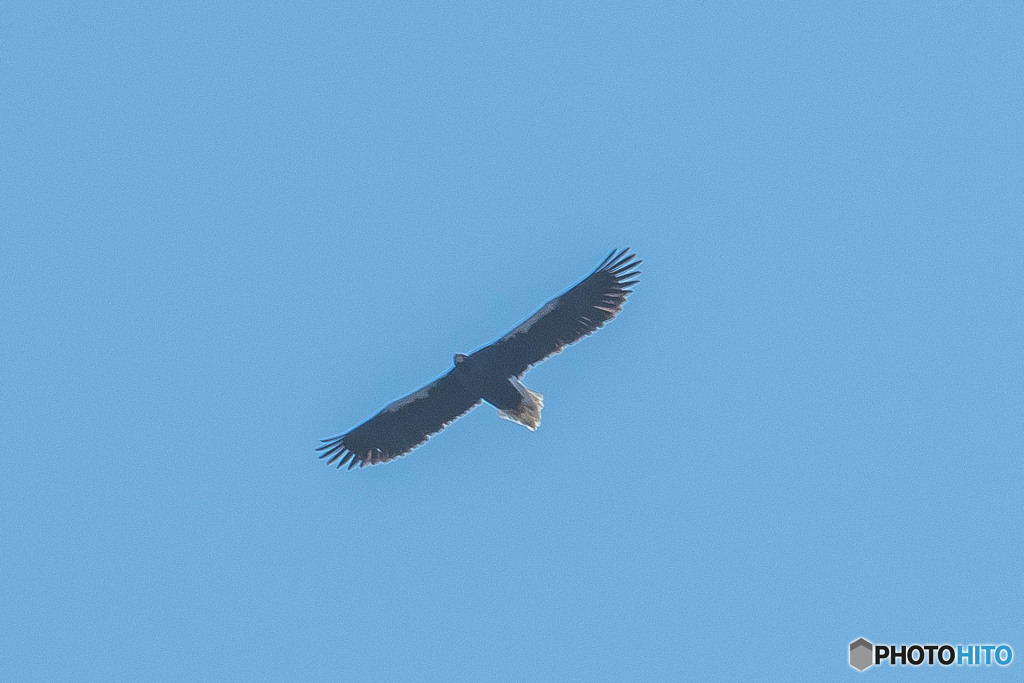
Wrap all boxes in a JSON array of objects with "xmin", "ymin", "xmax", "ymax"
[{"xmin": 317, "ymin": 248, "xmax": 641, "ymax": 469}]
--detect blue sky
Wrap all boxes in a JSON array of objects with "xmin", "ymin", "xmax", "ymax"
[{"xmin": 2, "ymin": 3, "xmax": 1022, "ymax": 679}]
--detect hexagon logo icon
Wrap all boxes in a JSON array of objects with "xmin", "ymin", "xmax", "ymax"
[{"xmin": 849, "ymin": 638, "xmax": 874, "ymax": 671}]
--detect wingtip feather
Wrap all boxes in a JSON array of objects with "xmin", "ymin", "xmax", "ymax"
[{"xmin": 596, "ymin": 248, "xmax": 634, "ymax": 273}]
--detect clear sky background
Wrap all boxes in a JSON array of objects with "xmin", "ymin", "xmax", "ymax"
[{"xmin": 3, "ymin": 3, "xmax": 1022, "ymax": 680}]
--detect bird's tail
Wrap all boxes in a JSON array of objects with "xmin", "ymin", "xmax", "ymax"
[{"xmin": 497, "ymin": 379, "xmax": 544, "ymax": 431}]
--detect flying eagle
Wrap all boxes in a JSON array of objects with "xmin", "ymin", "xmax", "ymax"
[{"xmin": 318, "ymin": 248, "xmax": 641, "ymax": 469}]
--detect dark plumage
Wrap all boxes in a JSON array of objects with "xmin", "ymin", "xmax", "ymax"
[{"xmin": 317, "ymin": 248, "xmax": 641, "ymax": 469}]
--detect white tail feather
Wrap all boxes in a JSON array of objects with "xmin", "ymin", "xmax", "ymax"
[{"xmin": 497, "ymin": 385, "xmax": 544, "ymax": 431}]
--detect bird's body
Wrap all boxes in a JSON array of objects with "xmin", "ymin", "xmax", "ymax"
[
  {"xmin": 455, "ymin": 354, "xmax": 545, "ymax": 431},
  {"xmin": 318, "ymin": 248, "xmax": 640, "ymax": 469}
]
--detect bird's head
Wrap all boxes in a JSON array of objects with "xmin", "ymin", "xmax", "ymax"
[{"xmin": 453, "ymin": 353, "xmax": 468, "ymax": 365}]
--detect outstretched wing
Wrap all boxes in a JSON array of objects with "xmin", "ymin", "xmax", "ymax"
[
  {"xmin": 470, "ymin": 248, "xmax": 641, "ymax": 378},
  {"xmin": 317, "ymin": 369, "xmax": 482, "ymax": 469}
]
